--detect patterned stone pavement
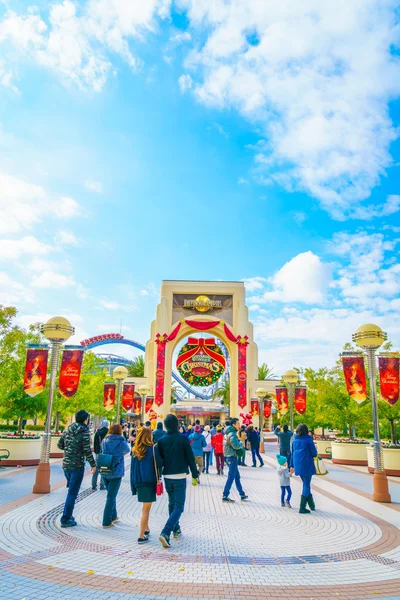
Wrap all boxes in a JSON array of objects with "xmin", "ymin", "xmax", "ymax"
[{"xmin": 0, "ymin": 450, "xmax": 399, "ymax": 600}]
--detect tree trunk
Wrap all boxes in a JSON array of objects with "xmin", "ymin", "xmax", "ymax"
[
  {"xmin": 54, "ymin": 412, "xmax": 61, "ymax": 432},
  {"xmin": 18, "ymin": 417, "xmax": 23, "ymax": 435},
  {"xmin": 322, "ymin": 427, "xmax": 325, "ymax": 437},
  {"xmin": 389, "ymin": 419, "xmax": 396, "ymax": 445}
]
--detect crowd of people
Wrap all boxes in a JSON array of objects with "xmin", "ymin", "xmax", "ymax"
[{"xmin": 57, "ymin": 411, "xmax": 319, "ymax": 548}]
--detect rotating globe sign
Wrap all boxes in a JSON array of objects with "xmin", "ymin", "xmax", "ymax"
[{"xmin": 176, "ymin": 337, "xmax": 226, "ymax": 387}]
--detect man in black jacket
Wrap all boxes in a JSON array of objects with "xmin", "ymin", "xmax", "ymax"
[
  {"xmin": 92, "ymin": 418, "xmax": 109, "ymax": 490},
  {"xmin": 157, "ymin": 414, "xmax": 199, "ymax": 548}
]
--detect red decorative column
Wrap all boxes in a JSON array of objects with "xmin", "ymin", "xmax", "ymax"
[
  {"xmin": 237, "ymin": 336, "xmax": 249, "ymax": 410},
  {"xmin": 155, "ymin": 333, "xmax": 167, "ymax": 407}
]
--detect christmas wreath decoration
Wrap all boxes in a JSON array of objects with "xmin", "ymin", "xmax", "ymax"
[{"xmin": 176, "ymin": 337, "xmax": 226, "ymax": 387}]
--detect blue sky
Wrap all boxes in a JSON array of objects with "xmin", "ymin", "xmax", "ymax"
[{"xmin": 0, "ymin": 0, "xmax": 400, "ymax": 374}]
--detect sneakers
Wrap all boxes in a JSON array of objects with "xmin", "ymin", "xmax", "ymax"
[
  {"xmin": 281, "ymin": 502, "xmax": 285, "ymax": 507},
  {"xmin": 285, "ymin": 501, "xmax": 292, "ymax": 508},
  {"xmin": 173, "ymin": 527, "xmax": 182, "ymax": 538},
  {"xmin": 222, "ymin": 496, "xmax": 235, "ymax": 503},
  {"xmin": 60, "ymin": 518, "xmax": 77, "ymax": 528},
  {"xmin": 240, "ymin": 495, "xmax": 249, "ymax": 501},
  {"xmin": 144, "ymin": 530, "xmax": 150, "ymax": 536},
  {"xmin": 138, "ymin": 535, "xmax": 149, "ymax": 544},
  {"xmin": 159, "ymin": 533, "xmax": 171, "ymax": 548}
]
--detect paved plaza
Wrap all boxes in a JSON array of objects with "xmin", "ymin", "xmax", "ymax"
[{"xmin": 0, "ymin": 448, "xmax": 399, "ymax": 600}]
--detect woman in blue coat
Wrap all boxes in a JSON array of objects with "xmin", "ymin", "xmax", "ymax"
[
  {"xmin": 290, "ymin": 423, "xmax": 318, "ymax": 514},
  {"xmin": 101, "ymin": 423, "xmax": 131, "ymax": 528}
]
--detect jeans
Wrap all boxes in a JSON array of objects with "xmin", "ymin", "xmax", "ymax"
[
  {"xmin": 251, "ymin": 447, "xmax": 264, "ymax": 465},
  {"xmin": 203, "ymin": 451, "xmax": 211, "ymax": 472},
  {"xmin": 223, "ymin": 456, "xmax": 245, "ymax": 498},
  {"xmin": 210, "ymin": 447, "xmax": 214, "ymax": 465},
  {"xmin": 215, "ymin": 453, "xmax": 224, "ymax": 472},
  {"xmin": 162, "ymin": 478, "xmax": 187, "ymax": 537},
  {"xmin": 61, "ymin": 468, "xmax": 85, "ymax": 522},
  {"xmin": 280, "ymin": 486, "xmax": 292, "ymax": 504},
  {"xmin": 102, "ymin": 477, "xmax": 122, "ymax": 526},
  {"xmin": 92, "ymin": 454, "xmax": 106, "ymax": 490},
  {"xmin": 280, "ymin": 449, "xmax": 291, "ymax": 464},
  {"xmin": 300, "ymin": 475, "xmax": 312, "ymax": 497}
]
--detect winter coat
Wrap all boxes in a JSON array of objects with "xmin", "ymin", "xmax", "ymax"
[
  {"xmin": 212, "ymin": 432, "xmax": 224, "ymax": 454},
  {"xmin": 290, "ymin": 434, "xmax": 318, "ymax": 477},
  {"xmin": 130, "ymin": 445, "xmax": 162, "ymax": 494},
  {"xmin": 274, "ymin": 428, "xmax": 293, "ymax": 453},
  {"xmin": 58, "ymin": 422, "xmax": 96, "ymax": 471},
  {"xmin": 153, "ymin": 428, "xmax": 166, "ymax": 443},
  {"xmin": 202, "ymin": 431, "xmax": 212, "ymax": 452},
  {"xmin": 277, "ymin": 465, "xmax": 291, "ymax": 487},
  {"xmin": 247, "ymin": 430, "xmax": 259, "ymax": 449},
  {"xmin": 93, "ymin": 426, "xmax": 109, "ymax": 454},
  {"xmin": 189, "ymin": 431, "xmax": 207, "ymax": 456},
  {"xmin": 157, "ymin": 432, "xmax": 199, "ymax": 478},
  {"xmin": 223, "ymin": 425, "xmax": 244, "ymax": 458},
  {"xmin": 101, "ymin": 434, "xmax": 130, "ymax": 479}
]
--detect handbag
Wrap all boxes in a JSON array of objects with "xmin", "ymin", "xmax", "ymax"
[
  {"xmin": 314, "ymin": 456, "xmax": 328, "ymax": 476},
  {"xmin": 153, "ymin": 446, "xmax": 164, "ymax": 496}
]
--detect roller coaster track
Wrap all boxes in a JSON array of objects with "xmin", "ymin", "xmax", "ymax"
[{"xmin": 81, "ymin": 335, "xmax": 218, "ymax": 400}]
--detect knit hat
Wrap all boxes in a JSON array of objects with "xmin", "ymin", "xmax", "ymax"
[
  {"xmin": 100, "ymin": 418, "xmax": 109, "ymax": 428},
  {"xmin": 204, "ymin": 425, "xmax": 210, "ymax": 431},
  {"xmin": 194, "ymin": 425, "xmax": 202, "ymax": 433},
  {"xmin": 216, "ymin": 426, "xmax": 222, "ymax": 431},
  {"xmin": 276, "ymin": 454, "xmax": 288, "ymax": 466}
]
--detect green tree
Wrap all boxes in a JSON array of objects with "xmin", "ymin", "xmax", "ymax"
[
  {"xmin": 377, "ymin": 399, "xmax": 400, "ymax": 443},
  {"xmin": 128, "ymin": 355, "xmax": 145, "ymax": 377},
  {"xmin": 258, "ymin": 363, "xmax": 275, "ymax": 380},
  {"xmin": 212, "ymin": 380, "xmax": 230, "ymax": 405}
]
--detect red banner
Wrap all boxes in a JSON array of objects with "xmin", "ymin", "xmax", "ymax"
[
  {"xmin": 24, "ymin": 346, "xmax": 49, "ymax": 397},
  {"xmin": 58, "ymin": 346, "xmax": 84, "ymax": 398},
  {"xmin": 264, "ymin": 399, "xmax": 272, "ymax": 418},
  {"xmin": 276, "ymin": 387, "xmax": 289, "ymax": 415},
  {"xmin": 104, "ymin": 383, "xmax": 116, "ymax": 411},
  {"xmin": 295, "ymin": 387, "xmax": 307, "ymax": 414},
  {"xmin": 131, "ymin": 395, "xmax": 142, "ymax": 416},
  {"xmin": 155, "ymin": 336, "xmax": 166, "ymax": 407},
  {"xmin": 145, "ymin": 396, "xmax": 154, "ymax": 413},
  {"xmin": 238, "ymin": 340, "xmax": 247, "ymax": 409},
  {"xmin": 184, "ymin": 319, "xmax": 220, "ymax": 331},
  {"xmin": 342, "ymin": 356, "xmax": 367, "ymax": 404},
  {"xmin": 378, "ymin": 357, "xmax": 399, "ymax": 406},
  {"xmin": 250, "ymin": 399, "xmax": 259, "ymax": 418},
  {"xmin": 122, "ymin": 384, "xmax": 135, "ymax": 411}
]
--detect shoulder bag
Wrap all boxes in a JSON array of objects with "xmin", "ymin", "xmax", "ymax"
[{"xmin": 153, "ymin": 446, "xmax": 164, "ymax": 496}]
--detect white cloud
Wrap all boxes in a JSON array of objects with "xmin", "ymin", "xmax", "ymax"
[
  {"xmin": 237, "ymin": 177, "xmax": 248, "ymax": 185},
  {"xmin": 0, "ymin": 271, "xmax": 35, "ymax": 304},
  {"xmin": 242, "ymin": 276, "xmax": 267, "ymax": 292},
  {"xmin": 84, "ymin": 179, "xmax": 103, "ymax": 194},
  {"xmin": 0, "ymin": 172, "xmax": 80, "ymax": 234},
  {"xmin": 31, "ymin": 270, "xmax": 76, "ymax": 288},
  {"xmin": 292, "ymin": 211, "xmax": 307, "ymax": 225},
  {"xmin": 178, "ymin": 1, "xmax": 400, "ymax": 219},
  {"xmin": 0, "ymin": 236, "xmax": 53, "ymax": 260},
  {"xmin": 17, "ymin": 311, "xmax": 89, "ymax": 345},
  {"xmin": 253, "ymin": 251, "xmax": 332, "ymax": 304},
  {"xmin": 178, "ymin": 73, "xmax": 193, "ymax": 93},
  {"xmin": 57, "ymin": 230, "xmax": 79, "ymax": 246},
  {"xmin": 140, "ymin": 289, "xmax": 149, "ymax": 296}
]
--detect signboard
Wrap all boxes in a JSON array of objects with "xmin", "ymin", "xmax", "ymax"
[
  {"xmin": 172, "ymin": 293, "xmax": 233, "ymax": 325},
  {"xmin": 176, "ymin": 337, "xmax": 226, "ymax": 387}
]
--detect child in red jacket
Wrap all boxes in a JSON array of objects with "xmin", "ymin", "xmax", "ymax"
[{"xmin": 212, "ymin": 426, "xmax": 225, "ymax": 475}]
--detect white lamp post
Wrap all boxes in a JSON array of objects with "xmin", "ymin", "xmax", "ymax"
[
  {"xmin": 33, "ymin": 316, "xmax": 74, "ymax": 494},
  {"xmin": 113, "ymin": 366, "xmax": 128, "ymax": 424},
  {"xmin": 352, "ymin": 324, "xmax": 391, "ymax": 503},
  {"xmin": 138, "ymin": 384, "xmax": 151, "ymax": 425},
  {"xmin": 283, "ymin": 369, "xmax": 298, "ymax": 433},
  {"xmin": 255, "ymin": 387, "xmax": 267, "ymax": 453}
]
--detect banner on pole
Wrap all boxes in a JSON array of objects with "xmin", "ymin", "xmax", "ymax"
[
  {"xmin": 378, "ymin": 356, "xmax": 399, "ymax": 406},
  {"xmin": 145, "ymin": 396, "xmax": 154, "ymax": 413},
  {"xmin": 58, "ymin": 346, "xmax": 84, "ymax": 398},
  {"xmin": 132, "ymin": 395, "xmax": 142, "ymax": 416},
  {"xmin": 275, "ymin": 387, "xmax": 289, "ymax": 415},
  {"xmin": 295, "ymin": 387, "xmax": 307, "ymax": 414},
  {"xmin": 24, "ymin": 345, "xmax": 49, "ymax": 397},
  {"xmin": 342, "ymin": 356, "xmax": 367, "ymax": 404},
  {"xmin": 250, "ymin": 399, "xmax": 259, "ymax": 418},
  {"xmin": 122, "ymin": 384, "xmax": 135, "ymax": 411},
  {"xmin": 104, "ymin": 383, "xmax": 116, "ymax": 412},
  {"xmin": 263, "ymin": 399, "xmax": 272, "ymax": 418}
]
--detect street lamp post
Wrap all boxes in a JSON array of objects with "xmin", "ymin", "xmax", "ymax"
[
  {"xmin": 352, "ymin": 324, "xmax": 391, "ymax": 503},
  {"xmin": 33, "ymin": 316, "xmax": 74, "ymax": 494},
  {"xmin": 283, "ymin": 369, "xmax": 298, "ymax": 433},
  {"xmin": 113, "ymin": 366, "xmax": 128, "ymax": 424},
  {"xmin": 255, "ymin": 388, "xmax": 267, "ymax": 453},
  {"xmin": 138, "ymin": 384, "xmax": 150, "ymax": 425}
]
